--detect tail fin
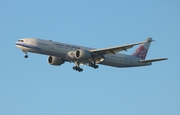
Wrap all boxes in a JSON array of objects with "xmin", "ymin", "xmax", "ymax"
[{"xmin": 132, "ymin": 38, "xmax": 153, "ymax": 59}]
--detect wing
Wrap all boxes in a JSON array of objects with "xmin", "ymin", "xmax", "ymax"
[{"xmin": 90, "ymin": 41, "xmax": 148, "ymax": 55}]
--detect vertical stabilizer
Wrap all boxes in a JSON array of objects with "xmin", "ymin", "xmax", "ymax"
[{"xmin": 132, "ymin": 38, "xmax": 153, "ymax": 59}]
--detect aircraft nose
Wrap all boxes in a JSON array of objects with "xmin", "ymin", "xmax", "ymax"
[
  {"xmin": 15, "ymin": 41, "xmax": 23, "ymax": 49},
  {"xmin": 15, "ymin": 39, "xmax": 24, "ymax": 47},
  {"xmin": 15, "ymin": 42, "xmax": 20, "ymax": 48}
]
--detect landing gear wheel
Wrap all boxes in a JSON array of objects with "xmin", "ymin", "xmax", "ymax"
[
  {"xmin": 73, "ymin": 66, "xmax": 79, "ymax": 70},
  {"xmin": 78, "ymin": 68, "xmax": 83, "ymax": 72},
  {"xmin": 24, "ymin": 55, "xmax": 28, "ymax": 58},
  {"xmin": 89, "ymin": 63, "xmax": 99, "ymax": 69},
  {"xmin": 94, "ymin": 65, "xmax": 99, "ymax": 69},
  {"xmin": 73, "ymin": 66, "xmax": 83, "ymax": 72}
]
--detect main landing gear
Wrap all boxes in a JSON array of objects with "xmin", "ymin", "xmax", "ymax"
[
  {"xmin": 73, "ymin": 62, "xmax": 83, "ymax": 72},
  {"xmin": 73, "ymin": 66, "xmax": 83, "ymax": 72},
  {"xmin": 89, "ymin": 63, "xmax": 99, "ymax": 69},
  {"xmin": 72, "ymin": 62, "xmax": 99, "ymax": 72}
]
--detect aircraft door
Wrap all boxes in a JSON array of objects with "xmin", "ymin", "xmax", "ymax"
[{"xmin": 49, "ymin": 40, "xmax": 54, "ymax": 49}]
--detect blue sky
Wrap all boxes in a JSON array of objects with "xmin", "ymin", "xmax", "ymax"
[{"xmin": 0, "ymin": 0, "xmax": 179, "ymax": 115}]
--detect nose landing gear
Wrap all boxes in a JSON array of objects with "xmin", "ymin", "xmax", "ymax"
[
  {"xmin": 24, "ymin": 55, "xmax": 28, "ymax": 58},
  {"xmin": 23, "ymin": 50, "xmax": 28, "ymax": 58}
]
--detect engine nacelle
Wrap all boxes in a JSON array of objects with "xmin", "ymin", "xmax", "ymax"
[
  {"xmin": 48, "ymin": 56, "xmax": 64, "ymax": 66},
  {"xmin": 75, "ymin": 49, "xmax": 91, "ymax": 59}
]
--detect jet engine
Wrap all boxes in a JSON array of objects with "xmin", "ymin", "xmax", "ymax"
[
  {"xmin": 74, "ymin": 49, "xmax": 92, "ymax": 59},
  {"xmin": 48, "ymin": 56, "xmax": 64, "ymax": 66}
]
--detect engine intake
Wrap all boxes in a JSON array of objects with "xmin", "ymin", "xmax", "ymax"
[
  {"xmin": 48, "ymin": 56, "xmax": 64, "ymax": 66},
  {"xmin": 75, "ymin": 49, "xmax": 91, "ymax": 59}
]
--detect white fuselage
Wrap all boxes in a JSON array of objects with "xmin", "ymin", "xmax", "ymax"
[{"xmin": 15, "ymin": 38, "xmax": 150, "ymax": 68}]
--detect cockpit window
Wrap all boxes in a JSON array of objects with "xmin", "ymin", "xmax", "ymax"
[{"xmin": 18, "ymin": 40, "xmax": 24, "ymax": 42}]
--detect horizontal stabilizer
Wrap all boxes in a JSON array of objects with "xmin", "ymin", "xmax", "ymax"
[{"xmin": 139, "ymin": 58, "xmax": 168, "ymax": 63}]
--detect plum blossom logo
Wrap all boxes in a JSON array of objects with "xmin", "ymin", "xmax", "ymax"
[{"xmin": 136, "ymin": 46, "xmax": 147, "ymax": 59}]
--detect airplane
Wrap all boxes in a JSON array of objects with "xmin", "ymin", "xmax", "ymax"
[{"xmin": 15, "ymin": 37, "xmax": 167, "ymax": 72}]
